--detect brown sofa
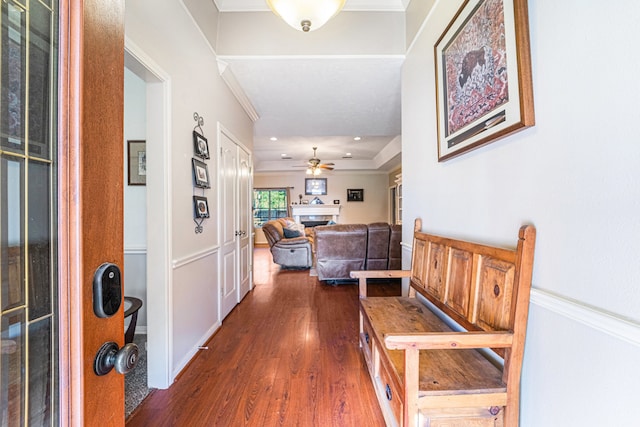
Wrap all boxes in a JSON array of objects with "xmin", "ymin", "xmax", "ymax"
[
  {"xmin": 314, "ymin": 222, "xmax": 401, "ymax": 281},
  {"xmin": 262, "ymin": 217, "xmax": 313, "ymax": 269}
]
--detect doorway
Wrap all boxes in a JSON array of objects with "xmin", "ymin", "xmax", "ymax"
[{"xmin": 123, "ymin": 43, "xmax": 173, "ymax": 392}]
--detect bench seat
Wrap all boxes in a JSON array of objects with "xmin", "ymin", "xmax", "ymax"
[{"xmin": 361, "ymin": 297, "xmax": 506, "ymax": 396}]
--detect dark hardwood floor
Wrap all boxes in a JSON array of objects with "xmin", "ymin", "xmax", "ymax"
[{"xmin": 126, "ymin": 248, "xmax": 399, "ymax": 426}]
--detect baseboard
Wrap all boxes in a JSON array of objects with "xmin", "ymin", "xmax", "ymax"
[
  {"xmin": 172, "ymin": 321, "xmax": 222, "ymax": 381},
  {"xmin": 132, "ymin": 326, "xmax": 147, "ymax": 335}
]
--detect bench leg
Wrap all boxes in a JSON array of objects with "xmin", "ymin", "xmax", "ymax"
[{"xmin": 403, "ymin": 348, "xmax": 419, "ymax": 427}]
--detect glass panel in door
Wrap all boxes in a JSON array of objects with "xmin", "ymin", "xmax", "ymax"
[{"xmin": 1, "ymin": 0, "xmax": 58, "ymax": 425}]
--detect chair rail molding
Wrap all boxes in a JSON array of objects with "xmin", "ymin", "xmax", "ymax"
[
  {"xmin": 401, "ymin": 242, "xmax": 640, "ymax": 347},
  {"xmin": 530, "ymin": 288, "xmax": 640, "ymax": 348},
  {"xmin": 172, "ymin": 246, "xmax": 220, "ymax": 269}
]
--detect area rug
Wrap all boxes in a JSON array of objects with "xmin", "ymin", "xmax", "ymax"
[{"xmin": 125, "ymin": 334, "xmax": 152, "ymax": 418}]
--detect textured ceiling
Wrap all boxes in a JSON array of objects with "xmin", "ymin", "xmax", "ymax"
[{"xmin": 213, "ymin": 1, "xmax": 408, "ymax": 173}]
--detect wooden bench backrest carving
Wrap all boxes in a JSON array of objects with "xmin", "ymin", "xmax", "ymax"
[{"xmin": 409, "ymin": 218, "xmax": 536, "ymax": 360}]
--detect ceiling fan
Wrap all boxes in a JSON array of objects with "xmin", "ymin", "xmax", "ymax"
[{"xmin": 295, "ymin": 147, "xmax": 335, "ymax": 175}]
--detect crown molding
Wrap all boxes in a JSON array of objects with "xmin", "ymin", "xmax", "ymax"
[{"xmin": 217, "ymin": 60, "xmax": 260, "ymax": 122}]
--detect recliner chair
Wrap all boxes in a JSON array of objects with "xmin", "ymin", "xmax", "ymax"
[{"xmin": 262, "ymin": 218, "xmax": 313, "ymax": 268}]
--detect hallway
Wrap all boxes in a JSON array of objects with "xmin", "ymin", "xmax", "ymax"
[{"xmin": 126, "ymin": 248, "xmax": 399, "ymax": 426}]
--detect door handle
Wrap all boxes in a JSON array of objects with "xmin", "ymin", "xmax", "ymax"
[
  {"xmin": 94, "ymin": 341, "xmax": 139, "ymax": 376},
  {"xmin": 93, "ymin": 263, "xmax": 122, "ymax": 318}
]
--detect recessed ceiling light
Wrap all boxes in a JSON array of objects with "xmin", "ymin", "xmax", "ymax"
[
  {"xmin": 346, "ymin": 153, "xmax": 352, "ymax": 156},
  {"xmin": 270, "ymin": 137, "xmax": 278, "ymax": 141},
  {"xmin": 281, "ymin": 153, "xmax": 287, "ymax": 157},
  {"xmin": 353, "ymin": 136, "xmax": 361, "ymax": 141}
]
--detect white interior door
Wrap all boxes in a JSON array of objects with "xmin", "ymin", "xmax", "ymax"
[
  {"xmin": 219, "ymin": 131, "xmax": 238, "ymax": 320},
  {"xmin": 238, "ymin": 147, "xmax": 252, "ymax": 299}
]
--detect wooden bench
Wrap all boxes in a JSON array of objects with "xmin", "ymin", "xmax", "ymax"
[{"xmin": 350, "ymin": 218, "xmax": 536, "ymax": 427}]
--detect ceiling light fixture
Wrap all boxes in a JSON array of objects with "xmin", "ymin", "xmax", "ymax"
[
  {"xmin": 353, "ymin": 136, "xmax": 361, "ymax": 141},
  {"xmin": 265, "ymin": 0, "xmax": 346, "ymax": 32},
  {"xmin": 306, "ymin": 166, "xmax": 322, "ymax": 176}
]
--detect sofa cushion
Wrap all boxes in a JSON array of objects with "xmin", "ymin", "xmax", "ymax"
[
  {"xmin": 388, "ymin": 224, "xmax": 402, "ymax": 269},
  {"xmin": 366, "ymin": 223, "xmax": 391, "ymax": 270},
  {"xmin": 283, "ymin": 227, "xmax": 303, "ymax": 238}
]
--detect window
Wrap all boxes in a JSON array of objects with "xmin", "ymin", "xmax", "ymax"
[{"xmin": 253, "ymin": 189, "xmax": 288, "ymax": 227}]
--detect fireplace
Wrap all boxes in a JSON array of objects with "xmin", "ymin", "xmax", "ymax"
[
  {"xmin": 301, "ymin": 220, "xmax": 329, "ymax": 228},
  {"xmin": 291, "ymin": 204, "xmax": 341, "ymax": 225}
]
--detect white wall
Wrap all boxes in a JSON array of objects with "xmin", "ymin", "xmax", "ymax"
[
  {"xmin": 125, "ymin": 0, "xmax": 253, "ymax": 383},
  {"xmin": 123, "ymin": 67, "xmax": 147, "ymax": 329},
  {"xmin": 253, "ymin": 171, "xmax": 390, "ymax": 244},
  {"xmin": 403, "ymin": 0, "xmax": 640, "ymax": 425}
]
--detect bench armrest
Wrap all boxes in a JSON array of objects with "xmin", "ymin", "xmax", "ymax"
[
  {"xmin": 384, "ymin": 331, "xmax": 514, "ymax": 350},
  {"xmin": 350, "ymin": 270, "xmax": 411, "ymax": 297}
]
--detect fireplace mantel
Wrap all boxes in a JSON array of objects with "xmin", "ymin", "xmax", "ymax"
[{"xmin": 291, "ymin": 204, "xmax": 341, "ymax": 224}]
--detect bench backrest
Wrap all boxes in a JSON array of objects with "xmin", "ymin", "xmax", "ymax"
[{"xmin": 409, "ymin": 219, "xmax": 536, "ymax": 357}]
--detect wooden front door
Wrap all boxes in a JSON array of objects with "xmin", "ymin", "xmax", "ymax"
[
  {"xmin": 2, "ymin": 0, "xmax": 125, "ymax": 423},
  {"xmin": 59, "ymin": 0, "xmax": 126, "ymax": 424}
]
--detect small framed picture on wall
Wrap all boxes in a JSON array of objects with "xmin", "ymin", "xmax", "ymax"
[
  {"xmin": 127, "ymin": 140, "xmax": 146, "ymax": 186},
  {"xmin": 193, "ymin": 130, "xmax": 210, "ymax": 159},
  {"xmin": 193, "ymin": 196, "xmax": 210, "ymax": 218},
  {"xmin": 347, "ymin": 189, "xmax": 364, "ymax": 202},
  {"xmin": 305, "ymin": 178, "xmax": 327, "ymax": 195},
  {"xmin": 192, "ymin": 158, "xmax": 210, "ymax": 188}
]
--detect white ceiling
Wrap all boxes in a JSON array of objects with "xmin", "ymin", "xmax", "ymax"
[
  {"xmin": 214, "ymin": 0, "xmax": 410, "ymax": 12},
  {"xmin": 212, "ymin": 1, "xmax": 408, "ymax": 173}
]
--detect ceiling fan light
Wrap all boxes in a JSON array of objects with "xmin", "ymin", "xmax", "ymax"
[{"xmin": 265, "ymin": 0, "xmax": 346, "ymax": 32}]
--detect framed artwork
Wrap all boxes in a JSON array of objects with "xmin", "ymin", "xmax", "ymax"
[
  {"xmin": 347, "ymin": 189, "xmax": 364, "ymax": 202},
  {"xmin": 192, "ymin": 158, "xmax": 210, "ymax": 188},
  {"xmin": 193, "ymin": 130, "xmax": 210, "ymax": 159},
  {"xmin": 305, "ymin": 178, "xmax": 327, "ymax": 195},
  {"xmin": 435, "ymin": 0, "xmax": 534, "ymax": 161},
  {"xmin": 127, "ymin": 140, "xmax": 146, "ymax": 185},
  {"xmin": 193, "ymin": 196, "xmax": 210, "ymax": 218}
]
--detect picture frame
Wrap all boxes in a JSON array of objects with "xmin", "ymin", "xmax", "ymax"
[
  {"xmin": 305, "ymin": 178, "xmax": 327, "ymax": 195},
  {"xmin": 347, "ymin": 189, "xmax": 364, "ymax": 202},
  {"xmin": 193, "ymin": 196, "xmax": 210, "ymax": 218},
  {"xmin": 435, "ymin": 0, "xmax": 534, "ymax": 161},
  {"xmin": 192, "ymin": 158, "xmax": 210, "ymax": 188},
  {"xmin": 193, "ymin": 130, "xmax": 210, "ymax": 159},
  {"xmin": 127, "ymin": 140, "xmax": 146, "ymax": 186}
]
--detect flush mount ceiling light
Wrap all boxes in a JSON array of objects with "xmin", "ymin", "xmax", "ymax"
[{"xmin": 265, "ymin": 0, "xmax": 346, "ymax": 32}]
